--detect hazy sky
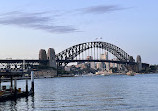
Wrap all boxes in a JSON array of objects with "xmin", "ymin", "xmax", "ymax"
[{"xmin": 0, "ymin": 0, "xmax": 158, "ymax": 64}]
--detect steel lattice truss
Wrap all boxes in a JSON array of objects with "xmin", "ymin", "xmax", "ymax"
[{"xmin": 56, "ymin": 41, "xmax": 131, "ymax": 62}]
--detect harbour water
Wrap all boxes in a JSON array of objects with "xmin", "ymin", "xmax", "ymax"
[{"xmin": 0, "ymin": 74, "xmax": 158, "ymax": 111}]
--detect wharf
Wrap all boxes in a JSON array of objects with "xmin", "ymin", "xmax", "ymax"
[
  {"xmin": 0, "ymin": 71, "xmax": 35, "ymax": 102},
  {"xmin": 0, "ymin": 90, "xmax": 33, "ymax": 102}
]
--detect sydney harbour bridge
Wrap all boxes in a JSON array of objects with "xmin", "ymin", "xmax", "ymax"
[{"xmin": 0, "ymin": 41, "xmax": 149, "ymax": 75}]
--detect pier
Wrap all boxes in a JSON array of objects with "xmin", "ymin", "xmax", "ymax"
[{"xmin": 0, "ymin": 71, "xmax": 34, "ymax": 102}]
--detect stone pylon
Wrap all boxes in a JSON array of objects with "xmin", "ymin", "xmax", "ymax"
[
  {"xmin": 47, "ymin": 48, "xmax": 57, "ymax": 69},
  {"xmin": 39, "ymin": 49, "xmax": 47, "ymax": 66},
  {"xmin": 39, "ymin": 49, "xmax": 47, "ymax": 60},
  {"xmin": 136, "ymin": 55, "xmax": 142, "ymax": 72}
]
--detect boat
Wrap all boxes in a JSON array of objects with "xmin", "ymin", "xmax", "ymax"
[
  {"xmin": 126, "ymin": 71, "xmax": 135, "ymax": 76},
  {"xmin": 95, "ymin": 71, "xmax": 110, "ymax": 76}
]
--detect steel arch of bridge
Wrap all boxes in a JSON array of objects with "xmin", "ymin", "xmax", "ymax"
[{"xmin": 56, "ymin": 41, "xmax": 131, "ymax": 62}]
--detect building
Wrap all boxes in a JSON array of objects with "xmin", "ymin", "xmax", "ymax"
[
  {"xmin": 105, "ymin": 52, "xmax": 110, "ymax": 71},
  {"xmin": 96, "ymin": 62, "xmax": 103, "ymax": 70},
  {"xmin": 100, "ymin": 52, "xmax": 110, "ymax": 71},
  {"xmin": 86, "ymin": 56, "xmax": 96, "ymax": 69},
  {"xmin": 86, "ymin": 56, "xmax": 93, "ymax": 60}
]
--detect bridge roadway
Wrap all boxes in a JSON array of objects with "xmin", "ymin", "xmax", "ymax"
[
  {"xmin": 57, "ymin": 59, "xmax": 136, "ymax": 65},
  {"xmin": 0, "ymin": 59, "xmax": 149, "ymax": 67},
  {"xmin": 0, "ymin": 59, "xmax": 134, "ymax": 64},
  {"xmin": 0, "ymin": 60, "xmax": 48, "ymax": 64}
]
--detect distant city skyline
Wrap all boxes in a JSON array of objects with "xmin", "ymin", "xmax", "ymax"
[{"xmin": 0, "ymin": 0, "xmax": 158, "ymax": 64}]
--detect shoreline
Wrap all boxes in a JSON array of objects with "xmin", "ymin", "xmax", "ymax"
[{"xmin": 1, "ymin": 72, "xmax": 158, "ymax": 82}]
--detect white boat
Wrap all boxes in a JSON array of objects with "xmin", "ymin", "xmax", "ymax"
[
  {"xmin": 96, "ymin": 71, "xmax": 110, "ymax": 76},
  {"xmin": 126, "ymin": 71, "xmax": 135, "ymax": 76}
]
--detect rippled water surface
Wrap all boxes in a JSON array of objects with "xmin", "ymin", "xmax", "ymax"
[{"xmin": 1, "ymin": 74, "xmax": 158, "ymax": 111}]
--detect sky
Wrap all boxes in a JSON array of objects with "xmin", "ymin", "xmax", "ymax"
[{"xmin": 0, "ymin": 0, "xmax": 158, "ymax": 64}]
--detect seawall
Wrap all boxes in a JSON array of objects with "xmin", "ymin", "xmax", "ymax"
[{"xmin": 34, "ymin": 69, "xmax": 57, "ymax": 78}]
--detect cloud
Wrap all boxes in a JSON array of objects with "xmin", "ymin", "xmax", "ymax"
[
  {"xmin": 79, "ymin": 5, "xmax": 124, "ymax": 14},
  {"xmin": 0, "ymin": 11, "xmax": 77, "ymax": 33}
]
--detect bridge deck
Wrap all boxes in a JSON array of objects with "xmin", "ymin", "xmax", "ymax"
[
  {"xmin": 0, "ymin": 60, "xmax": 48, "ymax": 63},
  {"xmin": 0, "ymin": 59, "xmax": 149, "ymax": 66},
  {"xmin": 56, "ymin": 59, "xmax": 135, "ymax": 64}
]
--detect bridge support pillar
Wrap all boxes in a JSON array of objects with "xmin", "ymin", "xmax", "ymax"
[
  {"xmin": 31, "ymin": 71, "xmax": 34, "ymax": 95},
  {"xmin": 26, "ymin": 79, "xmax": 28, "ymax": 95},
  {"xmin": 47, "ymin": 48, "xmax": 57, "ymax": 69},
  {"xmin": 10, "ymin": 76, "xmax": 13, "ymax": 90},
  {"xmin": 14, "ymin": 78, "xmax": 17, "ymax": 97},
  {"xmin": 0, "ymin": 77, "xmax": 1, "ymax": 91},
  {"xmin": 39, "ymin": 49, "xmax": 47, "ymax": 66},
  {"xmin": 136, "ymin": 55, "xmax": 142, "ymax": 72}
]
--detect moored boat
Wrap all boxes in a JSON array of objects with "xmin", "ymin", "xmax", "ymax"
[
  {"xmin": 95, "ymin": 71, "xmax": 110, "ymax": 76},
  {"xmin": 126, "ymin": 71, "xmax": 135, "ymax": 76}
]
